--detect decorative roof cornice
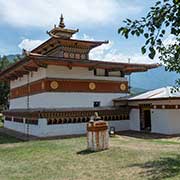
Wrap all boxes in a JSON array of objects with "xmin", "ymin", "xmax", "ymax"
[{"xmin": 0, "ymin": 52, "xmax": 160, "ymax": 81}]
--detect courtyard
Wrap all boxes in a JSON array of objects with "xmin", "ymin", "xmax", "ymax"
[{"xmin": 0, "ymin": 130, "xmax": 180, "ymax": 180}]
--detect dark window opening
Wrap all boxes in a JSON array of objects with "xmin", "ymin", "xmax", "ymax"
[
  {"xmin": 105, "ymin": 69, "xmax": 109, "ymax": 76},
  {"xmin": 120, "ymin": 71, "xmax": 125, "ymax": 77},
  {"xmin": 94, "ymin": 101, "xmax": 100, "ymax": 107},
  {"xmin": 93, "ymin": 69, "xmax": 97, "ymax": 75}
]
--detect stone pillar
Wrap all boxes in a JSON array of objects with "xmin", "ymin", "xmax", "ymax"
[{"xmin": 87, "ymin": 120, "xmax": 109, "ymax": 151}]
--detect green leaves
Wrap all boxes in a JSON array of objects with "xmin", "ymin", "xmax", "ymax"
[
  {"xmin": 118, "ymin": 0, "xmax": 180, "ymax": 86},
  {"xmin": 118, "ymin": 27, "xmax": 130, "ymax": 39},
  {"xmin": 144, "ymin": 33, "xmax": 149, "ymax": 38},
  {"xmin": 141, "ymin": 46, "xmax": 146, "ymax": 54},
  {"xmin": 148, "ymin": 47, "xmax": 156, "ymax": 59},
  {"xmin": 155, "ymin": 1, "xmax": 161, "ymax": 5},
  {"xmin": 161, "ymin": 30, "xmax": 165, "ymax": 34}
]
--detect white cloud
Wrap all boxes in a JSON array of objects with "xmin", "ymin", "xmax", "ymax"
[
  {"xmin": 0, "ymin": 0, "xmax": 142, "ymax": 27},
  {"xmin": 90, "ymin": 41, "xmax": 114, "ymax": 59},
  {"xmin": 88, "ymin": 37, "xmax": 159, "ymax": 64},
  {"xmin": 73, "ymin": 34, "xmax": 160, "ymax": 64},
  {"xmin": 18, "ymin": 39, "xmax": 45, "ymax": 51},
  {"xmin": 72, "ymin": 34, "xmax": 94, "ymax": 41},
  {"xmin": 90, "ymin": 46, "xmax": 160, "ymax": 64},
  {"xmin": 163, "ymin": 34, "xmax": 177, "ymax": 46}
]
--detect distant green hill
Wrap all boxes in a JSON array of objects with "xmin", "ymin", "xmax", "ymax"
[{"xmin": 6, "ymin": 54, "xmax": 20, "ymax": 61}]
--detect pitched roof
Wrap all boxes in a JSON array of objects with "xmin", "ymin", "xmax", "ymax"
[
  {"xmin": 129, "ymin": 86, "xmax": 180, "ymax": 101},
  {"xmin": 0, "ymin": 52, "xmax": 160, "ymax": 81},
  {"xmin": 31, "ymin": 37, "xmax": 108, "ymax": 54}
]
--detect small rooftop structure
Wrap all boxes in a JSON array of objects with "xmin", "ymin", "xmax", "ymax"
[{"xmin": 47, "ymin": 14, "xmax": 79, "ymax": 39}]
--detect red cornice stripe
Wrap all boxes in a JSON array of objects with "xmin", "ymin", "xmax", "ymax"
[{"xmin": 10, "ymin": 78, "xmax": 128, "ymax": 99}]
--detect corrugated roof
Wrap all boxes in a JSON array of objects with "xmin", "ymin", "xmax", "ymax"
[{"xmin": 129, "ymin": 86, "xmax": 180, "ymax": 100}]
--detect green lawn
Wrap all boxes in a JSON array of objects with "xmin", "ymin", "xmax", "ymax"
[{"xmin": 0, "ymin": 133, "xmax": 180, "ymax": 180}]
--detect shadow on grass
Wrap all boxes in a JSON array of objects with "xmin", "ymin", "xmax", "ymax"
[
  {"xmin": 117, "ymin": 131, "xmax": 176, "ymax": 140},
  {"xmin": 77, "ymin": 149, "xmax": 97, "ymax": 155},
  {"xmin": 0, "ymin": 133, "xmax": 22, "ymax": 144},
  {"xmin": 129, "ymin": 154, "xmax": 180, "ymax": 180}
]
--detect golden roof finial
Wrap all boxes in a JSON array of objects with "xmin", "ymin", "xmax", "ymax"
[{"xmin": 59, "ymin": 14, "xmax": 65, "ymax": 28}]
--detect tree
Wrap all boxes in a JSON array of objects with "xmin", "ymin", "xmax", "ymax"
[
  {"xmin": 0, "ymin": 55, "xmax": 21, "ymax": 111},
  {"xmin": 118, "ymin": 0, "xmax": 180, "ymax": 88},
  {"xmin": 0, "ymin": 56, "xmax": 11, "ymax": 110}
]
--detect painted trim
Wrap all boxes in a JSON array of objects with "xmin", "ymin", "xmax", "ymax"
[
  {"xmin": 152, "ymin": 104, "xmax": 180, "ymax": 109},
  {"xmin": 130, "ymin": 104, "xmax": 180, "ymax": 109},
  {"xmin": 128, "ymin": 97, "xmax": 180, "ymax": 101},
  {"xmin": 10, "ymin": 78, "xmax": 128, "ymax": 99}
]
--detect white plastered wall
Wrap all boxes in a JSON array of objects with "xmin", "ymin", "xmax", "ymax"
[
  {"xmin": 9, "ymin": 65, "xmax": 128, "ymax": 88},
  {"xmin": 9, "ymin": 66, "xmax": 128, "ymax": 109},
  {"xmin": 129, "ymin": 100, "xmax": 180, "ymax": 134},
  {"xmin": 151, "ymin": 109, "xmax": 180, "ymax": 134},
  {"xmin": 4, "ymin": 119, "xmax": 41, "ymax": 136},
  {"xmin": 10, "ymin": 92, "xmax": 127, "ymax": 109},
  {"xmin": 130, "ymin": 109, "xmax": 140, "ymax": 131},
  {"xmin": 10, "ymin": 68, "xmax": 46, "ymax": 89},
  {"xmin": 46, "ymin": 65, "xmax": 127, "ymax": 81}
]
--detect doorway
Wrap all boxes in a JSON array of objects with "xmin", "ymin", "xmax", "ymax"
[{"xmin": 140, "ymin": 106, "xmax": 151, "ymax": 131}]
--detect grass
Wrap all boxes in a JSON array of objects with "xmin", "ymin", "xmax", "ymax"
[{"xmin": 0, "ymin": 133, "xmax": 180, "ymax": 180}]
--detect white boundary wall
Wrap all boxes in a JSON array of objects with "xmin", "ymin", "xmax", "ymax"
[{"xmin": 4, "ymin": 119, "xmax": 130, "ymax": 137}]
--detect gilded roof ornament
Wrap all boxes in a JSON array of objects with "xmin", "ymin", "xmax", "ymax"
[
  {"xmin": 47, "ymin": 15, "xmax": 79, "ymax": 39},
  {"xmin": 59, "ymin": 14, "xmax": 65, "ymax": 28}
]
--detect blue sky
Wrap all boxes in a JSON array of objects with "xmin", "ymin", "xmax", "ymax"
[{"xmin": 0, "ymin": 0, "xmax": 169, "ymax": 64}]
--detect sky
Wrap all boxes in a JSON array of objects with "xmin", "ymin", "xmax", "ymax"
[{"xmin": 0, "ymin": 0, "xmax": 172, "ymax": 64}]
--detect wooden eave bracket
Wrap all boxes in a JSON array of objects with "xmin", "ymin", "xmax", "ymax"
[
  {"xmin": 31, "ymin": 59, "xmax": 48, "ymax": 68},
  {"xmin": 15, "ymin": 70, "xmax": 29, "ymax": 75},
  {"xmin": 22, "ymin": 66, "xmax": 38, "ymax": 72}
]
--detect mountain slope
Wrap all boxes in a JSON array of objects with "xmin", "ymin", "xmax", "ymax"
[
  {"xmin": 6, "ymin": 54, "xmax": 19, "ymax": 61},
  {"xmin": 130, "ymin": 66, "xmax": 179, "ymax": 90}
]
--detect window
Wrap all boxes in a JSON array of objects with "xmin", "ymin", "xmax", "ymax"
[
  {"xmin": 93, "ymin": 69, "xmax": 97, "ymax": 75},
  {"xmin": 94, "ymin": 101, "xmax": 101, "ymax": 107},
  {"xmin": 105, "ymin": 69, "xmax": 109, "ymax": 76}
]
